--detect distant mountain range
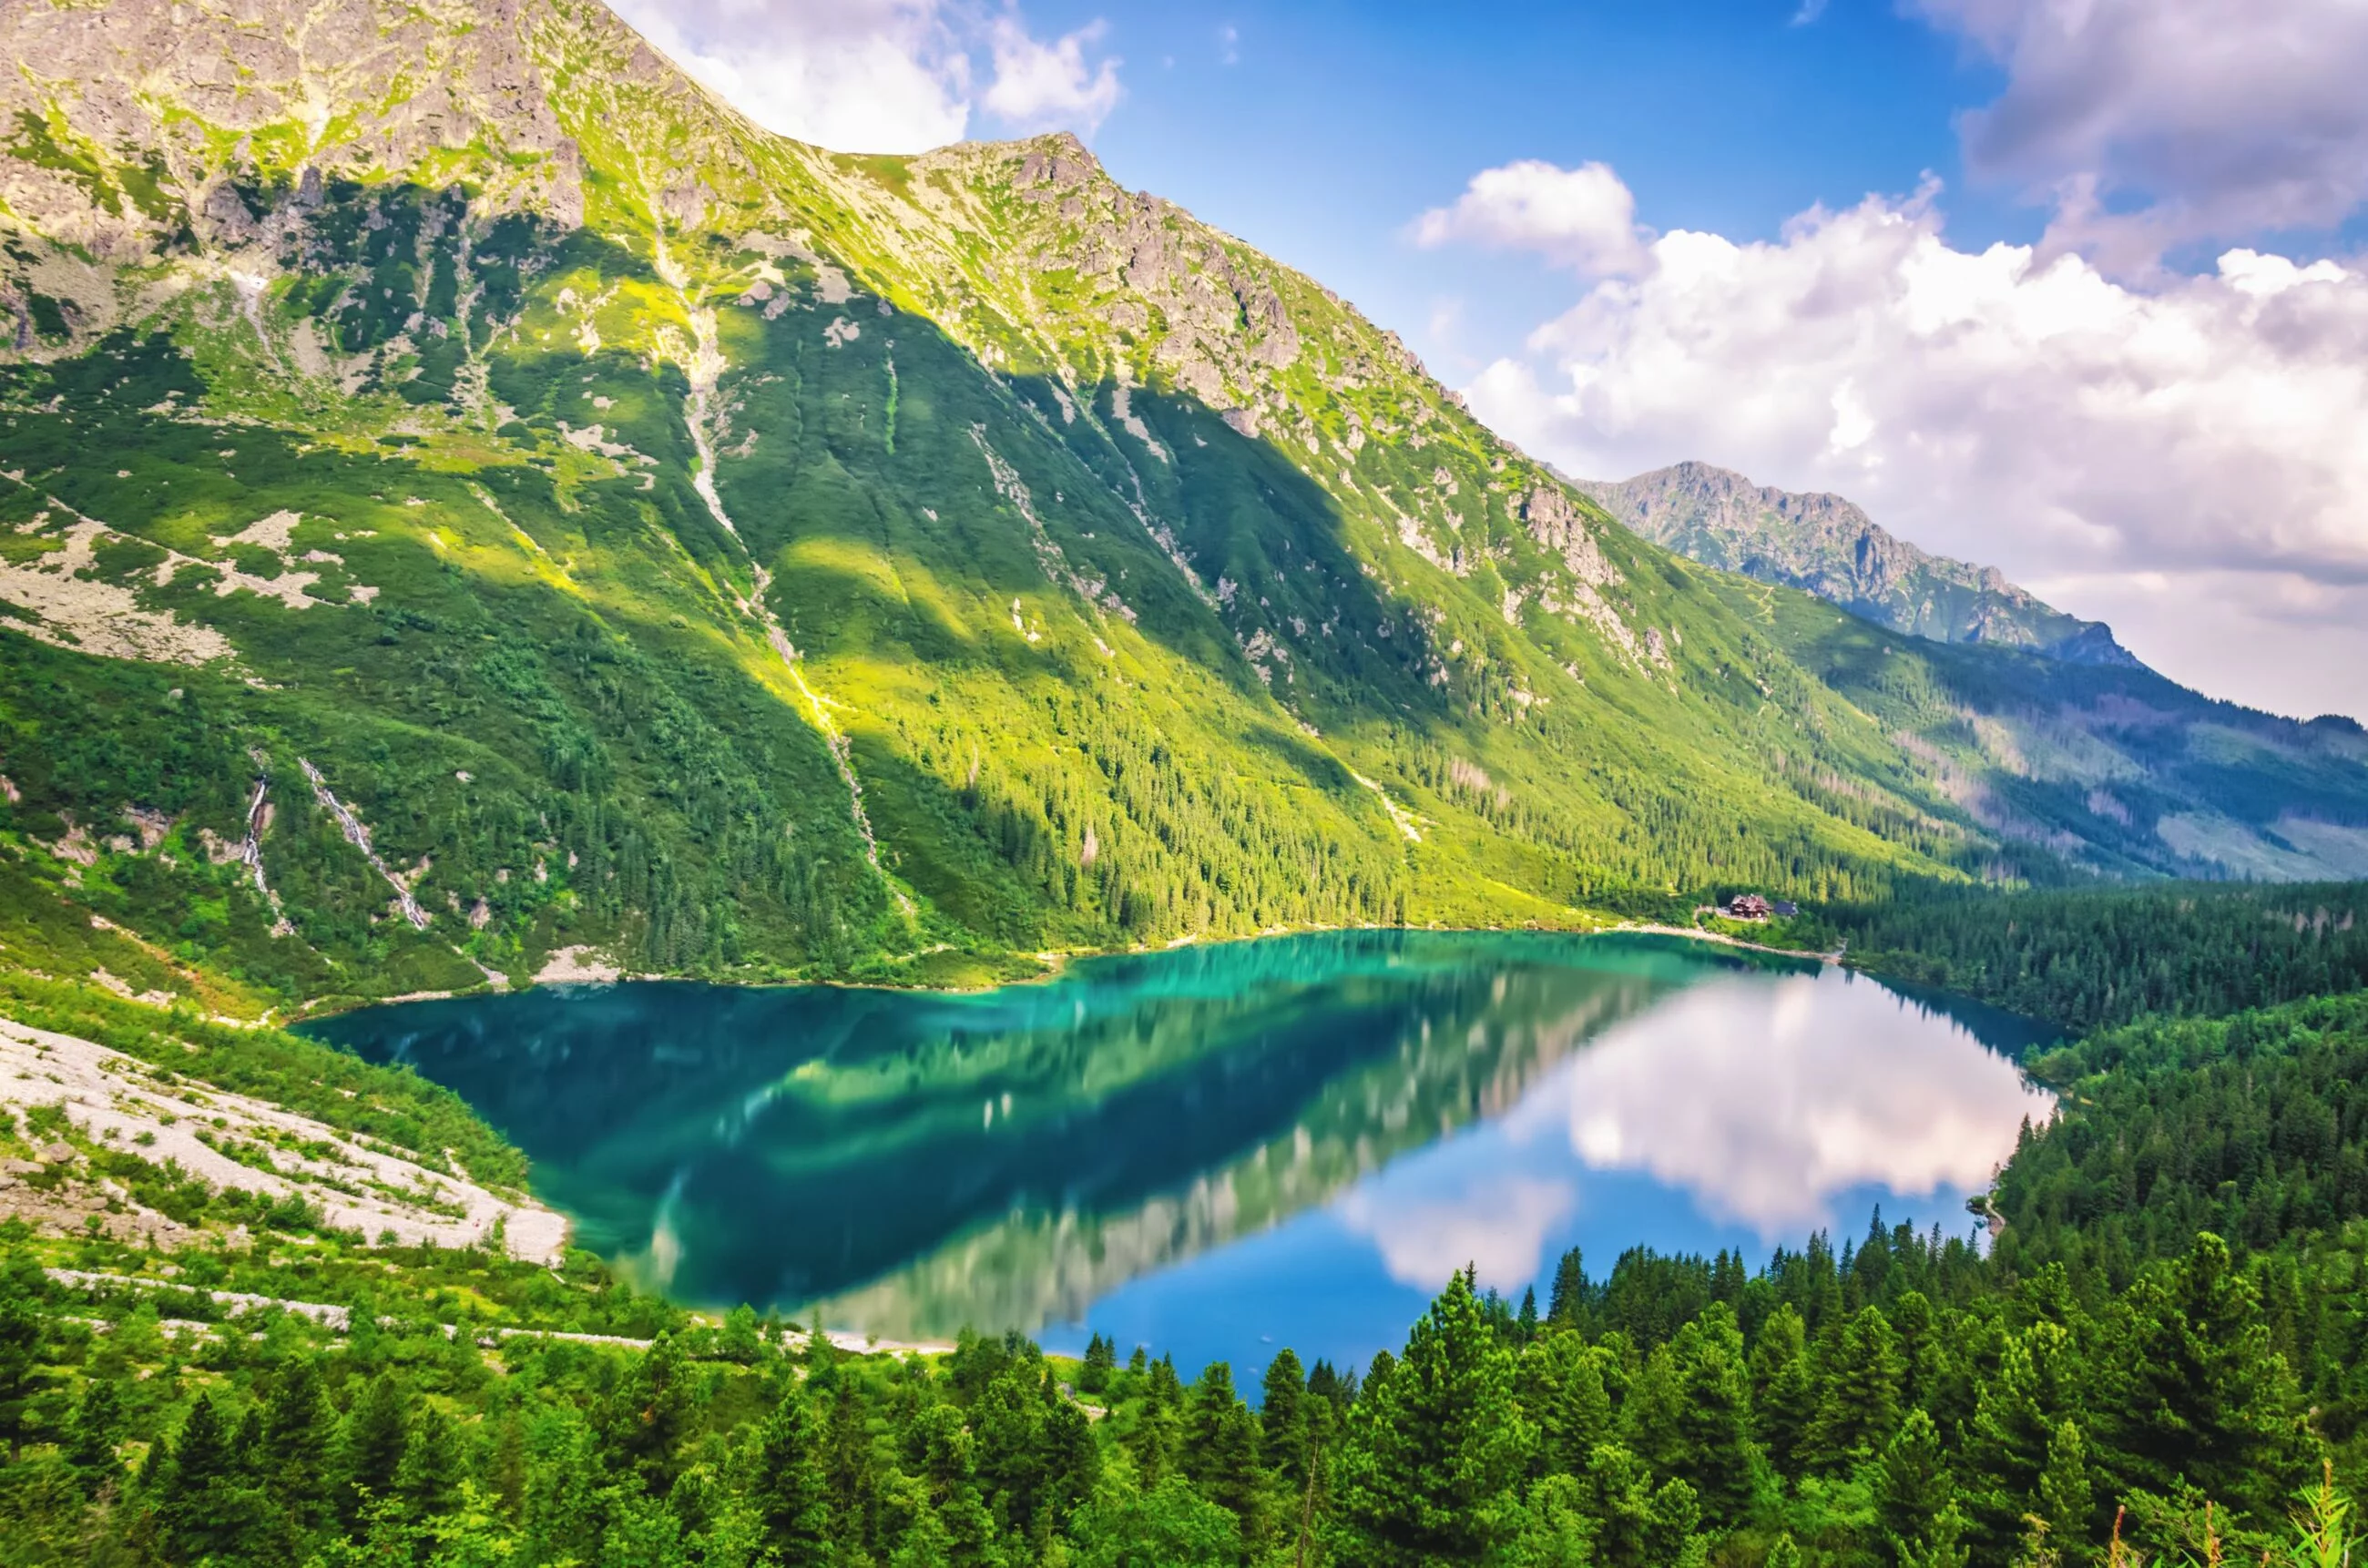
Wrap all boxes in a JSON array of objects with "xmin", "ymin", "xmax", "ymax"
[{"xmin": 1570, "ymin": 462, "xmax": 2140, "ymax": 668}]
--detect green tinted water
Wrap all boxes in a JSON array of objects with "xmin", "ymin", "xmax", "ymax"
[{"xmin": 311, "ymin": 931, "xmax": 2050, "ymax": 1372}]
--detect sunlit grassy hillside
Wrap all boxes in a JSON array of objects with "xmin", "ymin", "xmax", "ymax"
[{"xmin": 0, "ymin": 0, "xmax": 2359, "ymax": 1013}]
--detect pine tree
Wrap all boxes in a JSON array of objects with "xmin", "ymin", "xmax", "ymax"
[
  {"xmin": 973, "ymin": 1361, "xmax": 1049, "ymax": 1533},
  {"xmin": 1802, "ymin": 1304, "xmax": 1904, "ymax": 1473},
  {"xmin": 2036, "ymin": 1420, "xmax": 2094, "ymax": 1563},
  {"xmin": 1041, "ymin": 1393, "xmax": 1099, "ymax": 1523},
  {"xmin": 604, "ymin": 1484, "xmax": 691, "ymax": 1568},
  {"xmin": 259, "ymin": 1356, "xmax": 338, "ymax": 1538},
  {"xmin": 824, "ymin": 1372, "xmax": 883, "ymax": 1557},
  {"xmin": 66, "ymin": 1377, "xmax": 125, "ymax": 1489},
  {"xmin": 720, "ymin": 1303, "xmax": 763, "ymax": 1364},
  {"xmin": 1080, "ymin": 1331, "xmax": 1117, "ymax": 1395},
  {"xmin": 1546, "ymin": 1247, "xmax": 1589, "ymax": 1330},
  {"xmin": 1585, "ymin": 1443, "xmax": 1700, "ymax": 1568},
  {"xmin": 1181, "ymin": 1361, "xmax": 1262, "ymax": 1543},
  {"xmin": 1750, "ymin": 1304, "xmax": 1816, "ymax": 1477},
  {"xmin": 1327, "ymin": 1272, "xmax": 1536, "ymax": 1565},
  {"xmin": 1547, "ymin": 1343, "xmax": 1612, "ymax": 1481},
  {"xmin": 524, "ymin": 1404, "xmax": 603, "ymax": 1568},
  {"xmin": 1876, "ymin": 1408, "xmax": 1956, "ymax": 1565},
  {"xmin": 1508, "ymin": 1473, "xmax": 1594, "ymax": 1567},
  {"xmin": 2100, "ymin": 1231, "xmax": 2304, "ymax": 1526},
  {"xmin": 750, "ymin": 1379, "xmax": 831, "ymax": 1563},
  {"xmin": 889, "ymin": 1498, "xmax": 956, "ymax": 1568},
  {"xmin": 1667, "ymin": 1307, "xmax": 1761, "ymax": 1525},
  {"xmin": 488, "ymin": 1410, "xmax": 528, "ymax": 1520},
  {"xmin": 1131, "ymin": 1355, "xmax": 1182, "ymax": 1487},
  {"xmin": 1260, "ymin": 1348, "xmax": 1309, "ymax": 1493},
  {"xmin": 157, "ymin": 1391, "xmax": 260, "ymax": 1563},
  {"xmin": 609, "ymin": 1329, "xmax": 697, "ymax": 1496},
  {"xmin": 1069, "ymin": 1472, "xmax": 1243, "ymax": 1567},
  {"xmin": 0, "ymin": 1248, "xmax": 42, "ymax": 1459},
  {"xmin": 905, "ymin": 1402, "xmax": 1000, "ymax": 1568},
  {"xmin": 1891, "ymin": 1288, "xmax": 1952, "ymax": 1420},
  {"xmin": 396, "ymin": 1402, "xmax": 465, "ymax": 1519},
  {"xmin": 339, "ymin": 1371, "xmax": 410, "ymax": 1525},
  {"xmin": 1962, "ymin": 1321, "xmax": 2079, "ymax": 1560}
]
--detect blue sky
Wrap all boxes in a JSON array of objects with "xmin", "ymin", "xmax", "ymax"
[
  {"xmin": 1031, "ymin": 0, "xmax": 2011, "ymax": 378},
  {"xmin": 610, "ymin": 0, "xmax": 2368, "ymax": 720}
]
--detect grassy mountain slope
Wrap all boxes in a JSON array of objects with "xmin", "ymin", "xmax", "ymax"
[
  {"xmin": 1579, "ymin": 466, "xmax": 2368, "ymax": 879},
  {"xmin": 0, "ymin": 0, "xmax": 2358, "ymax": 1017},
  {"xmin": 1740, "ymin": 585, "xmax": 2368, "ymax": 881}
]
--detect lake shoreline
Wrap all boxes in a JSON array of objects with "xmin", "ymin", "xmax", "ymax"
[
  {"xmin": 1611, "ymin": 921, "xmax": 1845, "ymax": 964},
  {"xmin": 313, "ymin": 932, "xmax": 2046, "ymax": 1369},
  {"xmin": 295, "ymin": 911, "xmax": 1852, "ymax": 1021}
]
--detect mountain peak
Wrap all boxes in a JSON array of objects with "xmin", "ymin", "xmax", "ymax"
[
  {"xmin": 1571, "ymin": 462, "xmax": 2141, "ymax": 668},
  {"xmin": 5, "ymin": 0, "xmax": 2364, "ymax": 1034}
]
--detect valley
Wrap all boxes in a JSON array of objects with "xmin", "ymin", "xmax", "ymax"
[
  {"xmin": 0, "ymin": 0, "xmax": 2363, "ymax": 1029},
  {"xmin": 0, "ymin": 2, "xmax": 2363, "ymax": 1564}
]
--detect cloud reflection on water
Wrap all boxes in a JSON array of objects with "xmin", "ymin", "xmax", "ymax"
[
  {"xmin": 1518, "ymin": 970, "xmax": 2055, "ymax": 1238},
  {"xmin": 1333, "ymin": 967, "xmax": 2053, "ymax": 1288},
  {"xmin": 1338, "ymin": 1176, "xmax": 1578, "ymax": 1289}
]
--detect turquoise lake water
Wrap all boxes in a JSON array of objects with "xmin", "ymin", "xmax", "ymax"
[{"xmin": 307, "ymin": 932, "xmax": 2055, "ymax": 1378}]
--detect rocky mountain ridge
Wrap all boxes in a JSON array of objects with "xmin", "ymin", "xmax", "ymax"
[
  {"xmin": 0, "ymin": 0, "xmax": 2361, "ymax": 1019},
  {"xmin": 1571, "ymin": 462, "xmax": 2139, "ymax": 666}
]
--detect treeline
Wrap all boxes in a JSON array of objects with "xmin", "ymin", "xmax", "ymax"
[
  {"xmin": 1999, "ymin": 991, "xmax": 2368, "ymax": 1280},
  {"xmin": 9, "ymin": 983, "xmax": 2368, "ymax": 1564},
  {"xmin": 887, "ymin": 688, "xmax": 1412, "ymax": 947},
  {"xmin": 1399, "ymin": 741, "xmax": 1933, "ymax": 914},
  {"xmin": 1815, "ymin": 881, "xmax": 2368, "ymax": 1031},
  {"xmin": 1, "ymin": 1219, "xmax": 2356, "ymax": 1566}
]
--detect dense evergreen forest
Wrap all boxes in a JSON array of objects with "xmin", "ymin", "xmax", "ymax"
[
  {"xmin": 1810, "ymin": 881, "xmax": 2368, "ymax": 1031},
  {"xmin": 1, "ymin": 882, "xmax": 2367, "ymax": 1565}
]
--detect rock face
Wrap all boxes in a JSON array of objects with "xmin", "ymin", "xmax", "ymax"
[
  {"xmin": 1573, "ymin": 462, "xmax": 2142, "ymax": 668},
  {"xmin": 0, "ymin": 0, "xmax": 587, "ymax": 258}
]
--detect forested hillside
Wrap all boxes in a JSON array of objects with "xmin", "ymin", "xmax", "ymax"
[
  {"xmin": 0, "ymin": 0, "xmax": 2363, "ymax": 1023},
  {"xmin": 1817, "ymin": 881, "xmax": 2368, "ymax": 1030},
  {"xmin": 1719, "ymin": 586, "xmax": 2368, "ymax": 887},
  {"xmin": 3, "ymin": 942, "xmax": 2368, "ymax": 1565}
]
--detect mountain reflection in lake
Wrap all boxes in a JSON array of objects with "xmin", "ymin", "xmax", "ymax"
[{"xmin": 309, "ymin": 932, "xmax": 2053, "ymax": 1379}]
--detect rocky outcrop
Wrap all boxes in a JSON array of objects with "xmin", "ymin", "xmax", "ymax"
[
  {"xmin": 0, "ymin": 0, "xmax": 587, "ymax": 265},
  {"xmin": 1573, "ymin": 462, "xmax": 2142, "ymax": 668},
  {"xmin": 956, "ymin": 134, "xmax": 1303, "ymax": 411}
]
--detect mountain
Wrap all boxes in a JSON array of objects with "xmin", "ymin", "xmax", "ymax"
[
  {"xmin": 1571, "ymin": 461, "xmax": 2140, "ymax": 666},
  {"xmin": 0, "ymin": 0, "xmax": 2362, "ymax": 1019}
]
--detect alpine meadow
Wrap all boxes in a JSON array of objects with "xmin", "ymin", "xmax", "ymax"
[{"xmin": 0, "ymin": 2, "xmax": 2365, "ymax": 1566}]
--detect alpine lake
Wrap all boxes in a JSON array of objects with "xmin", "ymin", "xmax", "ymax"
[{"xmin": 306, "ymin": 932, "xmax": 2057, "ymax": 1380}]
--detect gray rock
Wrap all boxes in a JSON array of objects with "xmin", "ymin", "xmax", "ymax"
[{"xmin": 1571, "ymin": 461, "xmax": 2142, "ymax": 667}]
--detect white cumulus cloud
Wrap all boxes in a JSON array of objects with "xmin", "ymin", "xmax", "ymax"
[
  {"xmin": 981, "ymin": 15, "xmax": 1123, "ymax": 133},
  {"xmin": 1914, "ymin": 0, "xmax": 2368, "ymax": 272},
  {"xmin": 1413, "ymin": 159, "xmax": 1649, "ymax": 276},
  {"xmin": 601, "ymin": 0, "xmax": 1121, "ymax": 153},
  {"xmin": 604, "ymin": 0, "xmax": 969, "ymax": 152},
  {"xmin": 1454, "ymin": 168, "xmax": 2368, "ymax": 719}
]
